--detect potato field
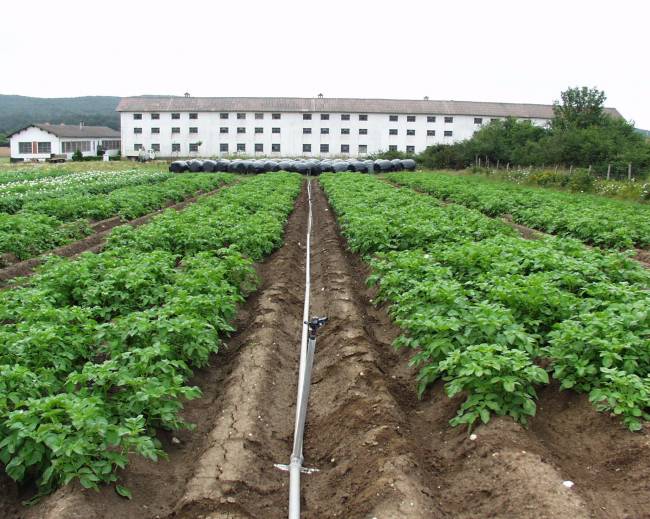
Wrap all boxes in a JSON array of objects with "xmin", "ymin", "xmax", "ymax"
[{"xmin": 0, "ymin": 164, "xmax": 648, "ymax": 519}]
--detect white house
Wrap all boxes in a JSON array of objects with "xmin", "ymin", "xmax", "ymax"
[
  {"xmin": 117, "ymin": 96, "xmax": 622, "ymax": 159},
  {"xmin": 8, "ymin": 123, "xmax": 121, "ymax": 162}
]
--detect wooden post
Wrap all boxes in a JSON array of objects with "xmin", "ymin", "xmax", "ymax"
[
  {"xmin": 588, "ymin": 165, "xmax": 592, "ymax": 175},
  {"xmin": 507, "ymin": 163, "xmax": 510, "ymax": 171},
  {"xmin": 496, "ymin": 160, "xmax": 500, "ymax": 169},
  {"xmin": 628, "ymin": 162, "xmax": 632, "ymax": 181},
  {"xmin": 554, "ymin": 164, "xmax": 558, "ymax": 173},
  {"xmin": 569, "ymin": 164, "xmax": 573, "ymax": 174},
  {"xmin": 607, "ymin": 164, "xmax": 611, "ymax": 180},
  {"xmin": 478, "ymin": 157, "xmax": 481, "ymax": 168}
]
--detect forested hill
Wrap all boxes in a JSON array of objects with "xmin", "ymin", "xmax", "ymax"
[{"xmin": 0, "ymin": 95, "xmax": 121, "ymax": 138}]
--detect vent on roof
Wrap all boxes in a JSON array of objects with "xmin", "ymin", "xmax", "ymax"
[
  {"xmin": 184, "ymin": 92, "xmax": 191, "ymax": 97},
  {"xmin": 318, "ymin": 93, "xmax": 324, "ymax": 98}
]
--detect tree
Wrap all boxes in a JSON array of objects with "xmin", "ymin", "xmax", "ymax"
[{"xmin": 552, "ymin": 86, "xmax": 607, "ymax": 130}]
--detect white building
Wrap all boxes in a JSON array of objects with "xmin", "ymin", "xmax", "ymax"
[
  {"xmin": 8, "ymin": 123, "xmax": 121, "ymax": 162},
  {"xmin": 117, "ymin": 96, "xmax": 621, "ymax": 158}
]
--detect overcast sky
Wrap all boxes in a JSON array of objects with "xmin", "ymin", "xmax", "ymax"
[{"xmin": 4, "ymin": 0, "xmax": 649, "ymax": 128}]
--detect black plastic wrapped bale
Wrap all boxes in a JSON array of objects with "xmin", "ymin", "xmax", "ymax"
[
  {"xmin": 202, "ymin": 160, "xmax": 217, "ymax": 172},
  {"xmin": 353, "ymin": 161, "xmax": 369, "ymax": 173},
  {"xmin": 169, "ymin": 160, "xmax": 188, "ymax": 173},
  {"xmin": 252, "ymin": 161, "xmax": 266, "ymax": 174},
  {"xmin": 228, "ymin": 160, "xmax": 246, "ymax": 173},
  {"xmin": 216, "ymin": 159, "xmax": 231, "ymax": 172},
  {"xmin": 363, "ymin": 160, "xmax": 375, "ymax": 173},
  {"xmin": 320, "ymin": 162, "xmax": 334, "ymax": 172},
  {"xmin": 401, "ymin": 159, "xmax": 417, "ymax": 171},
  {"xmin": 307, "ymin": 160, "xmax": 322, "ymax": 176},
  {"xmin": 241, "ymin": 160, "xmax": 256, "ymax": 174},
  {"xmin": 294, "ymin": 161, "xmax": 308, "ymax": 175},
  {"xmin": 391, "ymin": 159, "xmax": 403, "ymax": 171},
  {"xmin": 264, "ymin": 161, "xmax": 280, "ymax": 172},
  {"xmin": 278, "ymin": 160, "xmax": 294, "ymax": 172},
  {"xmin": 332, "ymin": 161, "xmax": 349, "ymax": 172},
  {"xmin": 187, "ymin": 160, "xmax": 204, "ymax": 172},
  {"xmin": 375, "ymin": 159, "xmax": 393, "ymax": 172}
]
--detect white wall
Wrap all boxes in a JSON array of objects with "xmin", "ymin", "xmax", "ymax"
[
  {"xmin": 10, "ymin": 127, "xmax": 59, "ymax": 160},
  {"xmin": 120, "ymin": 111, "xmax": 550, "ymax": 158}
]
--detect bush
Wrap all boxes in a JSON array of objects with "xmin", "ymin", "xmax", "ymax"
[{"xmin": 71, "ymin": 150, "xmax": 83, "ymax": 161}]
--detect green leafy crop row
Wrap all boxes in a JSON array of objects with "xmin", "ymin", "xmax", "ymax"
[{"xmin": 320, "ymin": 173, "xmax": 650, "ymax": 431}]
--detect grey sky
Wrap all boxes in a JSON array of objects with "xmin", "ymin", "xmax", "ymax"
[{"xmin": 4, "ymin": 0, "xmax": 649, "ymax": 129}]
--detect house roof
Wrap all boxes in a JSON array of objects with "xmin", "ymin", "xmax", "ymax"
[
  {"xmin": 7, "ymin": 123, "xmax": 120, "ymax": 139},
  {"xmin": 116, "ymin": 96, "xmax": 623, "ymax": 119}
]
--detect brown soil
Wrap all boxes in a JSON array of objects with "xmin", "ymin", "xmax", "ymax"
[{"xmin": 1, "ymin": 179, "xmax": 649, "ymax": 519}]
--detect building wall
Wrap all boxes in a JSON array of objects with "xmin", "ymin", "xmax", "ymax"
[
  {"xmin": 9, "ymin": 127, "xmax": 60, "ymax": 160},
  {"xmin": 120, "ymin": 111, "xmax": 549, "ymax": 158}
]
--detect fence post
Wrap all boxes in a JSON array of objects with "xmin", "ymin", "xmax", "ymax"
[
  {"xmin": 607, "ymin": 163, "xmax": 611, "ymax": 180},
  {"xmin": 569, "ymin": 164, "xmax": 573, "ymax": 174},
  {"xmin": 588, "ymin": 165, "xmax": 592, "ymax": 175},
  {"xmin": 628, "ymin": 163, "xmax": 632, "ymax": 181},
  {"xmin": 478, "ymin": 157, "xmax": 481, "ymax": 168},
  {"xmin": 506, "ymin": 163, "xmax": 510, "ymax": 171},
  {"xmin": 554, "ymin": 164, "xmax": 558, "ymax": 174},
  {"xmin": 496, "ymin": 160, "xmax": 500, "ymax": 169}
]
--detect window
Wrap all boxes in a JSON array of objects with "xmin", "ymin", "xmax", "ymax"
[
  {"xmin": 320, "ymin": 114, "xmax": 329, "ymax": 120},
  {"xmin": 407, "ymin": 115, "xmax": 416, "ymax": 122},
  {"xmin": 406, "ymin": 129, "xmax": 415, "ymax": 136},
  {"xmin": 134, "ymin": 127, "xmax": 142, "ymax": 134},
  {"xmin": 151, "ymin": 144, "xmax": 160, "ymax": 152},
  {"xmin": 220, "ymin": 113, "xmax": 229, "ymax": 119},
  {"xmin": 151, "ymin": 113, "xmax": 160, "ymax": 120},
  {"xmin": 474, "ymin": 117, "xmax": 483, "ymax": 124},
  {"xmin": 237, "ymin": 113, "xmax": 246, "ymax": 120},
  {"xmin": 172, "ymin": 127, "xmax": 180, "ymax": 134},
  {"xmin": 427, "ymin": 129, "xmax": 435, "ymax": 136},
  {"xmin": 255, "ymin": 143, "xmax": 264, "ymax": 152},
  {"xmin": 272, "ymin": 143, "xmax": 281, "ymax": 152},
  {"xmin": 172, "ymin": 143, "xmax": 181, "ymax": 152},
  {"xmin": 62, "ymin": 141, "xmax": 91, "ymax": 153},
  {"xmin": 341, "ymin": 144, "xmax": 350, "ymax": 153},
  {"xmin": 102, "ymin": 140, "xmax": 121, "ymax": 150},
  {"xmin": 303, "ymin": 113, "xmax": 312, "ymax": 120},
  {"xmin": 358, "ymin": 144, "xmax": 367, "ymax": 153},
  {"xmin": 444, "ymin": 116, "xmax": 453, "ymax": 123},
  {"xmin": 389, "ymin": 129, "xmax": 398, "ymax": 135},
  {"xmin": 359, "ymin": 128, "xmax": 367, "ymax": 135},
  {"xmin": 389, "ymin": 145, "xmax": 397, "ymax": 151},
  {"xmin": 303, "ymin": 128, "xmax": 312, "ymax": 134},
  {"xmin": 359, "ymin": 114, "xmax": 368, "ymax": 121},
  {"xmin": 220, "ymin": 127, "xmax": 229, "ymax": 134},
  {"xmin": 134, "ymin": 113, "xmax": 142, "ymax": 120},
  {"xmin": 272, "ymin": 127, "xmax": 281, "ymax": 134},
  {"xmin": 320, "ymin": 144, "xmax": 329, "ymax": 153},
  {"xmin": 151, "ymin": 127, "xmax": 160, "ymax": 134},
  {"xmin": 444, "ymin": 130, "xmax": 453, "ymax": 137},
  {"xmin": 237, "ymin": 127, "xmax": 246, "ymax": 134},
  {"xmin": 303, "ymin": 144, "xmax": 311, "ymax": 152},
  {"xmin": 190, "ymin": 127, "xmax": 198, "ymax": 134},
  {"xmin": 491, "ymin": 118, "xmax": 499, "ymax": 122},
  {"xmin": 172, "ymin": 113, "xmax": 180, "ymax": 120},
  {"xmin": 237, "ymin": 143, "xmax": 246, "ymax": 152},
  {"xmin": 220, "ymin": 143, "xmax": 229, "ymax": 152},
  {"xmin": 341, "ymin": 114, "xmax": 350, "ymax": 121},
  {"xmin": 406, "ymin": 145, "xmax": 415, "ymax": 153},
  {"xmin": 272, "ymin": 113, "xmax": 281, "ymax": 119},
  {"xmin": 134, "ymin": 143, "xmax": 143, "ymax": 151},
  {"xmin": 523, "ymin": 119, "xmax": 532, "ymax": 123},
  {"xmin": 389, "ymin": 115, "xmax": 398, "ymax": 122},
  {"xmin": 320, "ymin": 128, "xmax": 329, "ymax": 134},
  {"xmin": 255, "ymin": 127, "xmax": 264, "ymax": 134},
  {"xmin": 189, "ymin": 143, "xmax": 199, "ymax": 152},
  {"xmin": 427, "ymin": 115, "xmax": 436, "ymax": 123},
  {"xmin": 37, "ymin": 142, "xmax": 51, "ymax": 153},
  {"xmin": 341, "ymin": 128, "xmax": 350, "ymax": 135},
  {"xmin": 189, "ymin": 113, "xmax": 198, "ymax": 120},
  {"xmin": 255, "ymin": 113, "xmax": 264, "ymax": 120}
]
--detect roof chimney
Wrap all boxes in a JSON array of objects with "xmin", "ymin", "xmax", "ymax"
[
  {"xmin": 184, "ymin": 92, "xmax": 191, "ymax": 97},
  {"xmin": 318, "ymin": 93, "xmax": 324, "ymax": 98}
]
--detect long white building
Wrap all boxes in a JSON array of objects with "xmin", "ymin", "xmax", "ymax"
[{"xmin": 116, "ymin": 96, "xmax": 621, "ymax": 158}]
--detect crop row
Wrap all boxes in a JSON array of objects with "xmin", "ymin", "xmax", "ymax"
[
  {"xmin": 386, "ymin": 172, "xmax": 650, "ymax": 250},
  {"xmin": 320, "ymin": 173, "xmax": 650, "ymax": 431},
  {"xmin": 0, "ymin": 173, "xmax": 302, "ymax": 495},
  {"xmin": 0, "ymin": 173, "xmax": 236, "ymax": 265}
]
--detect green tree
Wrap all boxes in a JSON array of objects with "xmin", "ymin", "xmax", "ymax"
[{"xmin": 552, "ymin": 86, "xmax": 607, "ymax": 130}]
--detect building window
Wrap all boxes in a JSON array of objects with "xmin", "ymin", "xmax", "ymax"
[
  {"xmin": 389, "ymin": 129, "xmax": 398, "ymax": 135},
  {"xmin": 303, "ymin": 144, "xmax": 311, "ymax": 152},
  {"xmin": 62, "ymin": 141, "xmax": 91, "ymax": 153},
  {"xmin": 172, "ymin": 143, "xmax": 181, "ymax": 152},
  {"xmin": 341, "ymin": 114, "xmax": 350, "ymax": 120},
  {"xmin": 303, "ymin": 113, "xmax": 312, "ymax": 120},
  {"xmin": 237, "ymin": 127, "xmax": 246, "ymax": 134},
  {"xmin": 406, "ymin": 145, "xmax": 415, "ymax": 153},
  {"xmin": 220, "ymin": 113, "xmax": 229, "ymax": 119},
  {"xmin": 134, "ymin": 113, "xmax": 142, "ymax": 120},
  {"xmin": 272, "ymin": 127, "xmax": 281, "ymax": 134},
  {"xmin": 220, "ymin": 143, "xmax": 229, "ymax": 152},
  {"xmin": 189, "ymin": 143, "xmax": 199, "ymax": 152},
  {"xmin": 389, "ymin": 115, "xmax": 398, "ymax": 122},
  {"xmin": 320, "ymin": 144, "xmax": 329, "ymax": 153},
  {"xmin": 190, "ymin": 127, "xmax": 198, "ymax": 134},
  {"xmin": 272, "ymin": 143, "xmax": 281, "ymax": 152},
  {"xmin": 427, "ymin": 116, "xmax": 436, "ymax": 123},
  {"xmin": 255, "ymin": 127, "xmax": 264, "ymax": 134},
  {"xmin": 359, "ymin": 114, "xmax": 368, "ymax": 121},
  {"xmin": 427, "ymin": 130, "xmax": 436, "ymax": 136},
  {"xmin": 320, "ymin": 114, "xmax": 329, "ymax": 120},
  {"xmin": 272, "ymin": 113, "xmax": 281, "ymax": 119},
  {"xmin": 255, "ymin": 113, "xmax": 264, "ymax": 120},
  {"xmin": 320, "ymin": 128, "xmax": 329, "ymax": 134},
  {"xmin": 220, "ymin": 127, "xmax": 228, "ymax": 134},
  {"xmin": 359, "ymin": 128, "xmax": 368, "ymax": 135},
  {"xmin": 151, "ymin": 113, "xmax": 160, "ymax": 120},
  {"xmin": 134, "ymin": 127, "xmax": 142, "ymax": 134},
  {"xmin": 172, "ymin": 127, "xmax": 180, "ymax": 134},
  {"xmin": 37, "ymin": 142, "xmax": 51, "ymax": 153},
  {"xmin": 189, "ymin": 113, "xmax": 198, "ymax": 120},
  {"xmin": 444, "ymin": 130, "xmax": 453, "ymax": 137},
  {"xmin": 237, "ymin": 143, "xmax": 246, "ymax": 152},
  {"xmin": 341, "ymin": 128, "xmax": 350, "ymax": 135},
  {"xmin": 237, "ymin": 113, "xmax": 246, "ymax": 120},
  {"xmin": 303, "ymin": 128, "xmax": 312, "ymax": 134},
  {"xmin": 474, "ymin": 117, "xmax": 483, "ymax": 124},
  {"xmin": 523, "ymin": 119, "xmax": 532, "ymax": 123},
  {"xmin": 134, "ymin": 144, "xmax": 143, "ymax": 151},
  {"xmin": 151, "ymin": 144, "xmax": 160, "ymax": 152},
  {"xmin": 407, "ymin": 115, "xmax": 416, "ymax": 122},
  {"xmin": 444, "ymin": 116, "xmax": 454, "ymax": 123},
  {"xmin": 358, "ymin": 144, "xmax": 367, "ymax": 154},
  {"xmin": 172, "ymin": 113, "xmax": 180, "ymax": 120},
  {"xmin": 151, "ymin": 127, "xmax": 160, "ymax": 134},
  {"xmin": 407, "ymin": 129, "xmax": 415, "ymax": 136},
  {"xmin": 102, "ymin": 140, "xmax": 120, "ymax": 150},
  {"xmin": 389, "ymin": 145, "xmax": 398, "ymax": 151},
  {"xmin": 255, "ymin": 143, "xmax": 263, "ymax": 152},
  {"xmin": 341, "ymin": 144, "xmax": 350, "ymax": 153},
  {"xmin": 491, "ymin": 118, "xmax": 499, "ymax": 122}
]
